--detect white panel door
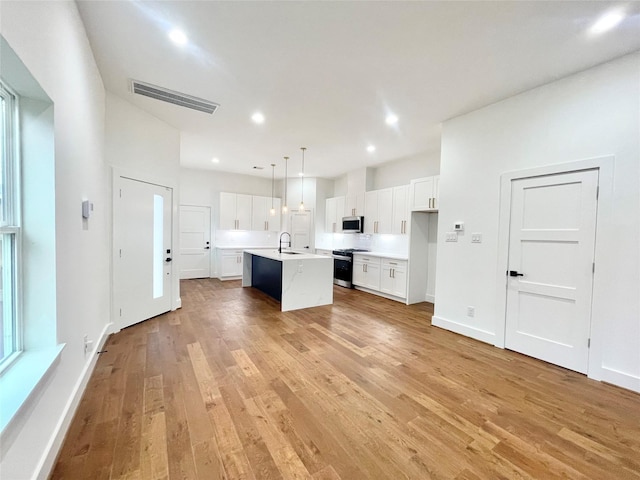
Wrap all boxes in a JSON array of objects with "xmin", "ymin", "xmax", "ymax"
[
  {"xmin": 114, "ymin": 177, "xmax": 172, "ymax": 329},
  {"xmin": 505, "ymin": 169, "xmax": 598, "ymax": 374},
  {"xmin": 179, "ymin": 205, "xmax": 211, "ymax": 279},
  {"xmin": 290, "ymin": 210, "xmax": 312, "ymax": 251}
]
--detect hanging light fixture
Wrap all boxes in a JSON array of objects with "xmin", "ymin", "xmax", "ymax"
[
  {"xmin": 282, "ymin": 156, "xmax": 289, "ymax": 213},
  {"xmin": 270, "ymin": 163, "xmax": 276, "ymax": 216},
  {"xmin": 299, "ymin": 147, "xmax": 306, "ymax": 211}
]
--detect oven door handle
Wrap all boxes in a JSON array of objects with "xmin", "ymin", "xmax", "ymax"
[{"xmin": 332, "ymin": 255, "xmax": 352, "ymax": 261}]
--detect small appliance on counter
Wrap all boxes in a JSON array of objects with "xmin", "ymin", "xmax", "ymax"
[
  {"xmin": 332, "ymin": 248, "xmax": 369, "ymax": 288},
  {"xmin": 341, "ymin": 216, "xmax": 364, "ymax": 233}
]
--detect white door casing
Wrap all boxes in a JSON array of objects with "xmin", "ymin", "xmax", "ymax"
[
  {"xmin": 114, "ymin": 177, "xmax": 173, "ymax": 329},
  {"xmin": 505, "ymin": 169, "xmax": 598, "ymax": 374},
  {"xmin": 179, "ymin": 205, "xmax": 211, "ymax": 279}
]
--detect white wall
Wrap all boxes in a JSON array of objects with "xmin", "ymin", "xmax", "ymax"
[
  {"xmin": 106, "ymin": 92, "xmax": 181, "ymax": 178},
  {"xmin": 434, "ymin": 53, "xmax": 640, "ymax": 392},
  {"xmin": 372, "ymin": 150, "xmax": 440, "ymax": 190},
  {"xmin": 0, "ymin": 1, "xmax": 111, "ymax": 478}
]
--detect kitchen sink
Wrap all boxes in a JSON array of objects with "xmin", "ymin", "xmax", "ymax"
[{"xmin": 280, "ymin": 251, "xmax": 301, "ymax": 255}]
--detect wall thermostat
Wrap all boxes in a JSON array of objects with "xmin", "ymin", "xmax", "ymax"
[
  {"xmin": 454, "ymin": 222, "xmax": 464, "ymax": 232},
  {"xmin": 82, "ymin": 200, "xmax": 94, "ymax": 219}
]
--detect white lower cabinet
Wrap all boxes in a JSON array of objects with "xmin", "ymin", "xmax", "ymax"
[
  {"xmin": 380, "ymin": 259, "xmax": 408, "ymax": 299},
  {"xmin": 217, "ymin": 249, "xmax": 244, "ymax": 279},
  {"xmin": 352, "ymin": 255, "xmax": 381, "ymax": 290},
  {"xmin": 353, "ymin": 254, "xmax": 407, "ymax": 301}
]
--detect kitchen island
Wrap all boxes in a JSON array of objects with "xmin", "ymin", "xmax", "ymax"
[{"xmin": 242, "ymin": 249, "xmax": 333, "ymax": 311}]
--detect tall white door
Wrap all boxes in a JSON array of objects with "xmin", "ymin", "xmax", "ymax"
[
  {"xmin": 290, "ymin": 210, "xmax": 312, "ymax": 251},
  {"xmin": 505, "ymin": 169, "xmax": 598, "ymax": 373},
  {"xmin": 114, "ymin": 177, "xmax": 173, "ymax": 329},
  {"xmin": 179, "ymin": 205, "xmax": 211, "ymax": 279}
]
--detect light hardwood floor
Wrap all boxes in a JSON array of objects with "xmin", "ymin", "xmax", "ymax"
[{"xmin": 51, "ymin": 279, "xmax": 640, "ymax": 479}]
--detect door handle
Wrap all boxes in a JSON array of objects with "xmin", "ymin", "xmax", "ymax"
[
  {"xmin": 508, "ymin": 270, "xmax": 524, "ymax": 277},
  {"xmin": 205, "ymin": 246, "xmax": 210, "ymax": 249},
  {"xmin": 165, "ymin": 257, "xmax": 172, "ymax": 262}
]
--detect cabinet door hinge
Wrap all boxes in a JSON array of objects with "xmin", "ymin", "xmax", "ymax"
[
  {"xmin": 596, "ymin": 186, "xmax": 599, "ymax": 200},
  {"xmin": 592, "ymin": 262, "xmax": 595, "ymax": 274},
  {"xmin": 588, "ymin": 338, "xmax": 591, "ymax": 348},
  {"xmin": 119, "ymin": 308, "xmax": 122, "ymax": 317}
]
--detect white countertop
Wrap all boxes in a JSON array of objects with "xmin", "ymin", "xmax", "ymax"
[
  {"xmin": 215, "ymin": 246, "xmax": 276, "ymax": 250},
  {"xmin": 353, "ymin": 251, "xmax": 408, "ymax": 261},
  {"xmin": 244, "ymin": 249, "xmax": 331, "ymax": 261}
]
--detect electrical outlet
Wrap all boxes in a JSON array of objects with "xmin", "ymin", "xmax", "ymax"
[
  {"xmin": 467, "ymin": 306, "xmax": 475, "ymax": 317},
  {"xmin": 297, "ymin": 263, "xmax": 304, "ymax": 273}
]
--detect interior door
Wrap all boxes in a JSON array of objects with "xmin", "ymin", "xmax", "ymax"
[
  {"xmin": 114, "ymin": 177, "xmax": 172, "ymax": 329},
  {"xmin": 290, "ymin": 210, "xmax": 312, "ymax": 251},
  {"xmin": 179, "ymin": 205, "xmax": 211, "ymax": 279},
  {"xmin": 505, "ymin": 169, "xmax": 598, "ymax": 373}
]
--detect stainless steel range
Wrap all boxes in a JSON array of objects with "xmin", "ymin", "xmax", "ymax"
[{"xmin": 332, "ymin": 248, "xmax": 370, "ymax": 288}]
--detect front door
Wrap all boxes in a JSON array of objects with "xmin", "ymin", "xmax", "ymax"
[
  {"xmin": 114, "ymin": 177, "xmax": 173, "ymax": 329},
  {"xmin": 179, "ymin": 205, "xmax": 211, "ymax": 279},
  {"xmin": 505, "ymin": 169, "xmax": 598, "ymax": 374}
]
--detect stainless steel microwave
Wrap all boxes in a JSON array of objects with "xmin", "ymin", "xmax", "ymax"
[{"xmin": 342, "ymin": 216, "xmax": 364, "ymax": 233}]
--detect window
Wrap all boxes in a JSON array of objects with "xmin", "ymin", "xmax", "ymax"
[{"xmin": 0, "ymin": 80, "xmax": 20, "ymax": 369}]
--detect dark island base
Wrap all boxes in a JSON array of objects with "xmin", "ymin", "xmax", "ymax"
[{"xmin": 251, "ymin": 255, "xmax": 283, "ymax": 302}]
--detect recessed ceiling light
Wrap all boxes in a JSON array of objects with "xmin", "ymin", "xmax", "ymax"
[
  {"xmin": 590, "ymin": 10, "xmax": 625, "ymax": 34},
  {"xmin": 251, "ymin": 112, "xmax": 265, "ymax": 124},
  {"xmin": 211, "ymin": 157, "xmax": 219, "ymax": 163},
  {"xmin": 366, "ymin": 145, "xmax": 376, "ymax": 153},
  {"xmin": 169, "ymin": 29, "xmax": 188, "ymax": 46},
  {"xmin": 385, "ymin": 114, "xmax": 398, "ymax": 125}
]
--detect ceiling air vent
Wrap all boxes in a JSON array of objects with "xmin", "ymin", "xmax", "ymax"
[{"xmin": 130, "ymin": 80, "xmax": 219, "ymax": 114}]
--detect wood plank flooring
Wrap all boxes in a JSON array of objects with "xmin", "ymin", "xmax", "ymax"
[{"xmin": 51, "ymin": 279, "xmax": 640, "ymax": 479}]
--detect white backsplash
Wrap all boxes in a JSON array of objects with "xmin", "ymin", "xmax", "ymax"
[
  {"xmin": 215, "ymin": 230, "xmax": 278, "ymax": 248},
  {"xmin": 317, "ymin": 233, "xmax": 408, "ymax": 256}
]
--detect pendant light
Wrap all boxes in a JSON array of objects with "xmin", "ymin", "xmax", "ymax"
[
  {"xmin": 282, "ymin": 156, "xmax": 289, "ymax": 213},
  {"xmin": 299, "ymin": 147, "xmax": 306, "ymax": 211},
  {"xmin": 269, "ymin": 163, "xmax": 276, "ymax": 216}
]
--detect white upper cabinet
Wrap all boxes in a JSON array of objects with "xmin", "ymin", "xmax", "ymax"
[
  {"xmin": 325, "ymin": 196, "xmax": 345, "ymax": 233},
  {"xmin": 392, "ymin": 185, "xmax": 409, "ymax": 234},
  {"xmin": 410, "ymin": 175, "xmax": 440, "ymax": 211},
  {"xmin": 220, "ymin": 192, "xmax": 272, "ymax": 231},
  {"xmin": 252, "ymin": 195, "xmax": 281, "ymax": 231},
  {"xmin": 345, "ymin": 193, "xmax": 365, "ymax": 217},
  {"xmin": 364, "ymin": 188, "xmax": 393, "ymax": 234}
]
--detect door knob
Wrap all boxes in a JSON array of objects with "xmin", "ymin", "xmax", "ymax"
[
  {"xmin": 205, "ymin": 246, "xmax": 210, "ymax": 249},
  {"xmin": 508, "ymin": 270, "xmax": 523, "ymax": 277},
  {"xmin": 165, "ymin": 257, "xmax": 172, "ymax": 262}
]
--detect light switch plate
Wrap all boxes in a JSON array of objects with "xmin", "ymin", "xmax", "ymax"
[
  {"xmin": 446, "ymin": 232, "xmax": 458, "ymax": 242},
  {"xmin": 471, "ymin": 233, "xmax": 482, "ymax": 243}
]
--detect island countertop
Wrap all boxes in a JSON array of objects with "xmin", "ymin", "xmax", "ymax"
[{"xmin": 243, "ymin": 249, "xmax": 329, "ymax": 261}]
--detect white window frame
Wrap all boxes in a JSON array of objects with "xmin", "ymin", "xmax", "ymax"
[{"xmin": 0, "ymin": 79, "xmax": 23, "ymax": 374}]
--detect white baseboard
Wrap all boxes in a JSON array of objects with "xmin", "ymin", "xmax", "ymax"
[
  {"xmin": 601, "ymin": 366, "xmax": 640, "ymax": 393},
  {"xmin": 425, "ymin": 294, "xmax": 435, "ymax": 304},
  {"xmin": 431, "ymin": 315, "xmax": 495, "ymax": 345},
  {"xmin": 35, "ymin": 322, "xmax": 112, "ymax": 479}
]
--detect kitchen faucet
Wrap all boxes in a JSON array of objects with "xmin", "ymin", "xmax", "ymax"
[{"xmin": 279, "ymin": 232, "xmax": 291, "ymax": 253}]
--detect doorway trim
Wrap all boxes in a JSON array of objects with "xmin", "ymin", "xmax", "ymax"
[
  {"xmin": 494, "ymin": 155, "xmax": 614, "ymax": 381},
  {"xmin": 111, "ymin": 166, "xmax": 181, "ymax": 329}
]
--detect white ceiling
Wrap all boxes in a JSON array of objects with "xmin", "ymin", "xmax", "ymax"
[{"xmin": 76, "ymin": 1, "xmax": 640, "ymax": 180}]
